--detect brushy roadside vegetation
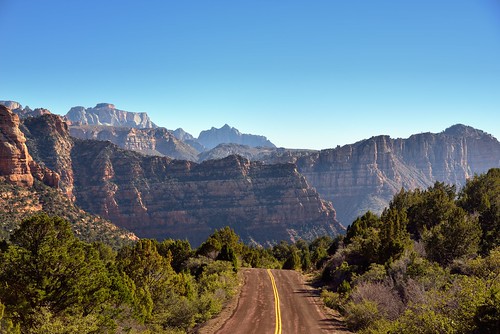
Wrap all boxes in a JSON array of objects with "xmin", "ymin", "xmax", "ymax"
[{"xmin": 317, "ymin": 168, "xmax": 499, "ymax": 333}]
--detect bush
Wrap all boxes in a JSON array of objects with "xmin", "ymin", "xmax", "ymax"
[
  {"xmin": 344, "ymin": 300, "xmax": 381, "ymax": 331},
  {"xmin": 350, "ymin": 282, "xmax": 404, "ymax": 321},
  {"xmin": 321, "ymin": 289, "xmax": 346, "ymax": 312}
]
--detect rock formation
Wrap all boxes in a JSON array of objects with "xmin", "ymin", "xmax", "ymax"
[
  {"xmin": 197, "ymin": 124, "xmax": 276, "ymax": 150},
  {"xmin": 290, "ymin": 125, "xmax": 500, "ymax": 224},
  {"xmin": 192, "ymin": 125, "xmax": 500, "ymax": 226},
  {"xmin": 19, "ymin": 112, "xmax": 344, "ymax": 246},
  {"xmin": 69, "ymin": 125, "xmax": 199, "ymax": 161},
  {"xmin": 0, "ymin": 179, "xmax": 138, "ymax": 247},
  {"xmin": 172, "ymin": 128, "xmax": 207, "ymax": 152},
  {"xmin": 22, "ymin": 114, "xmax": 75, "ymax": 199},
  {"xmin": 0, "ymin": 105, "xmax": 59, "ymax": 187},
  {"xmin": 66, "ymin": 103, "xmax": 157, "ymax": 128},
  {"xmin": 69, "ymin": 146, "xmax": 343, "ymax": 246},
  {"xmin": 0, "ymin": 100, "xmax": 52, "ymax": 119}
]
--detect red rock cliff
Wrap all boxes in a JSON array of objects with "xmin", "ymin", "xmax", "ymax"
[
  {"xmin": 70, "ymin": 141, "xmax": 344, "ymax": 246},
  {"xmin": 0, "ymin": 105, "xmax": 59, "ymax": 188}
]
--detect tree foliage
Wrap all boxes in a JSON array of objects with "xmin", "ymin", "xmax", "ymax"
[
  {"xmin": 0, "ymin": 215, "xmax": 239, "ymax": 333},
  {"xmin": 320, "ymin": 169, "xmax": 500, "ymax": 334}
]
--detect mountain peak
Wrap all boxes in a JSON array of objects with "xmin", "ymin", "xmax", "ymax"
[
  {"xmin": 65, "ymin": 103, "xmax": 156, "ymax": 128},
  {"xmin": 95, "ymin": 103, "xmax": 116, "ymax": 109},
  {"xmin": 443, "ymin": 124, "xmax": 488, "ymax": 138},
  {"xmin": 197, "ymin": 124, "xmax": 275, "ymax": 150},
  {"xmin": 0, "ymin": 100, "xmax": 22, "ymax": 110}
]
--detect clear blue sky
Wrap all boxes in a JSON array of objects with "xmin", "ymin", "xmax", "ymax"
[{"xmin": 1, "ymin": 0, "xmax": 499, "ymax": 149}]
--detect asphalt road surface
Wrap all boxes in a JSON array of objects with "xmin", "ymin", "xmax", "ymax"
[{"xmin": 215, "ymin": 268, "xmax": 349, "ymax": 334}]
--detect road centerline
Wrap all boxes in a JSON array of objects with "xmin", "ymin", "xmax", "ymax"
[{"xmin": 267, "ymin": 269, "xmax": 282, "ymax": 334}]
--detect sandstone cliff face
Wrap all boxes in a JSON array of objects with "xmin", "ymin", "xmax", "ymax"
[
  {"xmin": 69, "ymin": 142, "xmax": 343, "ymax": 246},
  {"xmin": 22, "ymin": 114, "xmax": 75, "ymax": 199},
  {"xmin": 194, "ymin": 125, "xmax": 499, "ymax": 226},
  {"xmin": 292, "ymin": 125, "xmax": 500, "ymax": 225},
  {"xmin": 0, "ymin": 105, "xmax": 59, "ymax": 188},
  {"xmin": 197, "ymin": 124, "xmax": 276, "ymax": 150},
  {"xmin": 66, "ymin": 103, "xmax": 156, "ymax": 128},
  {"xmin": 19, "ymin": 112, "xmax": 344, "ymax": 245},
  {"xmin": 69, "ymin": 125, "xmax": 199, "ymax": 161}
]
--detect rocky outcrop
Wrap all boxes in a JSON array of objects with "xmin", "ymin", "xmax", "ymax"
[
  {"xmin": 198, "ymin": 143, "xmax": 276, "ymax": 162},
  {"xmin": 182, "ymin": 125, "xmax": 500, "ymax": 226},
  {"xmin": 22, "ymin": 114, "xmax": 75, "ymax": 199},
  {"xmin": 0, "ymin": 101, "xmax": 22, "ymax": 110},
  {"xmin": 0, "ymin": 105, "xmax": 59, "ymax": 188},
  {"xmin": 288, "ymin": 125, "xmax": 500, "ymax": 225},
  {"xmin": 69, "ymin": 125, "xmax": 199, "ymax": 161},
  {"xmin": 0, "ymin": 106, "xmax": 137, "ymax": 247},
  {"xmin": 66, "ymin": 103, "xmax": 157, "ymax": 128},
  {"xmin": 197, "ymin": 124, "xmax": 276, "ymax": 150},
  {"xmin": 0, "ymin": 179, "xmax": 138, "ymax": 248},
  {"xmin": 18, "ymin": 111, "xmax": 344, "ymax": 245},
  {"xmin": 172, "ymin": 128, "xmax": 207, "ymax": 152},
  {"xmin": 0, "ymin": 101, "xmax": 52, "ymax": 119},
  {"xmin": 69, "ymin": 144, "xmax": 343, "ymax": 246}
]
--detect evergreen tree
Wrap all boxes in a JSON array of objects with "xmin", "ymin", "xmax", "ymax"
[{"xmin": 0, "ymin": 214, "xmax": 113, "ymax": 331}]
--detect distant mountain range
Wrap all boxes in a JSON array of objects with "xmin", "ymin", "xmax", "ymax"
[
  {"xmin": 2, "ymin": 100, "xmax": 499, "ymax": 232},
  {"xmin": 62, "ymin": 103, "xmax": 276, "ymax": 154}
]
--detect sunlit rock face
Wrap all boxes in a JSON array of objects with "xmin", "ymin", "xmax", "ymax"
[
  {"xmin": 22, "ymin": 113, "xmax": 74, "ymax": 199},
  {"xmin": 66, "ymin": 103, "xmax": 157, "ymax": 129},
  {"xmin": 18, "ymin": 112, "xmax": 344, "ymax": 246},
  {"xmin": 0, "ymin": 100, "xmax": 52, "ymax": 119},
  {"xmin": 291, "ymin": 125, "xmax": 500, "ymax": 225},
  {"xmin": 0, "ymin": 105, "xmax": 59, "ymax": 188}
]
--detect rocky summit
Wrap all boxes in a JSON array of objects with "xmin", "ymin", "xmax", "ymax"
[
  {"xmin": 66, "ymin": 103, "xmax": 157, "ymax": 128},
  {"xmin": 197, "ymin": 124, "xmax": 276, "ymax": 150},
  {"xmin": 0, "ymin": 100, "xmax": 52, "ymax": 119}
]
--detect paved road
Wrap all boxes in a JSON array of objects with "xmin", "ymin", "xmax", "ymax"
[{"xmin": 215, "ymin": 268, "xmax": 349, "ymax": 334}]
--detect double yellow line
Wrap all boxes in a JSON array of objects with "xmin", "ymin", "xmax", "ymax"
[{"xmin": 267, "ymin": 269, "xmax": 282, "ymax": 334}]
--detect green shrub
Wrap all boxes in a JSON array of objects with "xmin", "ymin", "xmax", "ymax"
[
  {"xmin": 321, "ymin": 289, "xmax": 346, "ymax": 312},
  {"xmin": 344, "ymin": 300, "xmax": 381, "ymax": 331}
]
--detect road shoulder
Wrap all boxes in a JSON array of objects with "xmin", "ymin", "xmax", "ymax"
[{"xmin": 195, "ymin": 269, "xmax": 247, "ymax": 334}]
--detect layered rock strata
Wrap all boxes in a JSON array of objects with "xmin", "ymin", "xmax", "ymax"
[
  {"xmin": 69, "ymin": 125, "xmax": 199, "ymax": 161},
  {"xmin": 66, "ymin": 103, "xmax": 156, "ymax": 128},
  {"xmin": 22, "ymin": 114, "xmax": 75, "ymax": 199},
  {"xmin": 18, "ymin": 112, "xmax": 344, "ymax": 245},
  {"xmin": 69, "ymin": 145, "xmax": 343, "ymax": 246},
  {"xmin": 292, "ymin": 126, "xmax": 500, "ymax": 224},
  {"xmin": 0, "ymin": 105, "xmax": 59, "ymax": 187}
]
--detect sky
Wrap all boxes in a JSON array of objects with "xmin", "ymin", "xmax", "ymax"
[{"xmin": 1, "ymin": 0, "xmax": 499, "ymax": 149}]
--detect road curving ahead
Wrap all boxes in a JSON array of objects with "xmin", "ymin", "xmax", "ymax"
[{"xmin": 214, "ymin": 268, "xmax": 351, "ymax": 334}]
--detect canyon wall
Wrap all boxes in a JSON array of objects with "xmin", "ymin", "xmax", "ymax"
[
  {"xmin": 19, "ymin": 113, "xmax": 344, "ymax": 246},
  {"xmin": 292, "ymin": 126, "xmax": 500, "ymax": 224}
]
